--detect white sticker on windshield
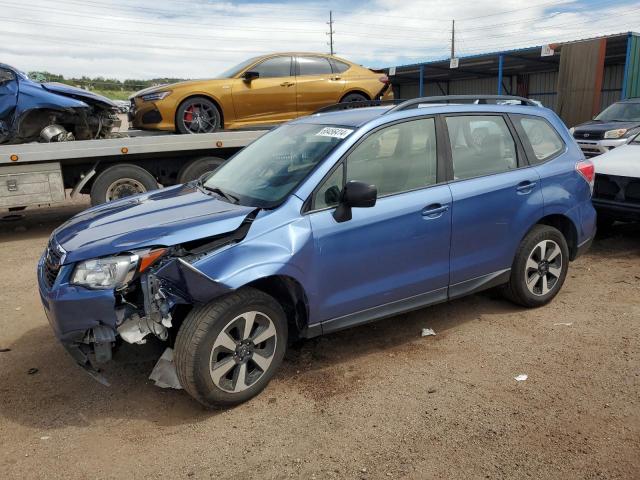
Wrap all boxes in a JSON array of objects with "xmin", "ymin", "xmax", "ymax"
[{"xmin": 316, "ymin": 127, "xmax": 353, "ymax": 139}]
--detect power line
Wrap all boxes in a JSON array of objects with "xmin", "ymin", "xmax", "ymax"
[{"xmin": 327, "ymin": 11, "xmax": 335, "ymax": 55}]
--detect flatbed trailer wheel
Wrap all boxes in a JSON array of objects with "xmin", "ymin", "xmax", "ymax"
[
  {"xmin": 90, "ymin": 164, "xmax": 158, "ymax": 205},
  {"xmin": 177, "ymin": 156, "xmax": 225, "ymax": 184}
]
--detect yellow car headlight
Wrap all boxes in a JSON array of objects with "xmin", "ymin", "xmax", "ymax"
[{"xmin": 140, "ymin": 90, "xmax": 172, "ymax": 102}]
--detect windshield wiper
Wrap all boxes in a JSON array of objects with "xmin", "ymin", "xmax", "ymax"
[{"xmin": 201, "ymin": 184, "xmax": 239, "ymax": 204}]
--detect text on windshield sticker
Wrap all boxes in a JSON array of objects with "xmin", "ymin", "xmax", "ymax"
[{"xmin": 316, "ymin": 127, "xmax": 353, "ymax": 139}]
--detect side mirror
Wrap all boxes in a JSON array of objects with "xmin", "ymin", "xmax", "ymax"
[
  {"xmin": 333, "ymin": 180, "xmax": 377, "ymax": 223},
  {"xmin": 243, "ymin": 71, "xmax": 259, "ymax": 82}
]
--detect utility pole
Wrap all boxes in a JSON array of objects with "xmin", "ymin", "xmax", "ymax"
[
  {"xmin": 327, "ymin": 10, "xmax": 335, "ymax": 55},
  {"xmin": 451, "ymin": 19, "xmax": 455, "ymax": 59}
]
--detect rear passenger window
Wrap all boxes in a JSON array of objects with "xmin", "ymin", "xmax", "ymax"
[
  {"xmin": 331, "ymin": 60, "xmax": 351, "ymax": 73},
  {"xmin": 516, "ymin": 116, "xmax": 565, "ymax": 163},
  {"xmin": 445, "ymin": 116, "xmax": 517, "ymax": 180},
  {"xmin": 298, "ymin": 57, "xmax": 333, "ymax": 76}
]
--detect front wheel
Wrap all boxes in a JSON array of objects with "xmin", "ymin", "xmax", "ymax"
[
  {"xmin": 176, "ymin": 97, "xmax": 221, "ymax": 134},
  {"xmin": 174, "ymin": 288, "xmax": 288, "ymax": 408},
  {"xmin": 502, "ymin": 225, "xmax": 569, "ymax": 307}
]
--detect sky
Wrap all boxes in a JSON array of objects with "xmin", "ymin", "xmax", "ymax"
[{"xmin": 1, "ymin": 0, "xmax": 639, "ymax": 82}]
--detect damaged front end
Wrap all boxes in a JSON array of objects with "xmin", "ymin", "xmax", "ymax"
[
  {"xmin": 41, "ymin": 212, "xmax": 257, "ymax": 386},
  {"xmin": 0, "ymin": 64, "xmax": 121, "ymax": 145}
]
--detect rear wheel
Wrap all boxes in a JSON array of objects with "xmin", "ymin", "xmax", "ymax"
[
  {"xmin": 90, "ymin": 164, "xmax": 158, "ymax": 205},
  {"xmin": 176, "ymin": 97, "xmax": 221, "ymax": 134},
  {"xmin": 340, "ymin": 92, "xmax": 368, "ymax": 103},
  {"xmin": 503, "ymin": 225, "xmax": 569, "ymax": 307},
  {"xmin": 177, "ymin": 156, "xmax": 225, "ymax": 184},
  {"xmin": 175, "ymin": 288, "xmax": 288, "ymax": 408}
]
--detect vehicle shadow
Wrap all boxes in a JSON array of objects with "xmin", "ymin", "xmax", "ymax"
[{"xmin": 0, "ymin": 290, "xmax": 513, "ymax": 429}]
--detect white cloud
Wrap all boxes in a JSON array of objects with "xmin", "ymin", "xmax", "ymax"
[{"xmin": 0, "ymin": 0, "xmax": 638, "ymax": 80}]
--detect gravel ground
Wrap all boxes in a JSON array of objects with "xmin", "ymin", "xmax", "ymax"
[{"xmin": 0, "ymin": 203, "xmax": 638, "ymax": 479}]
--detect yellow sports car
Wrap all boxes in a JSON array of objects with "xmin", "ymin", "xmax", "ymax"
[{"xmin": 129, "ymin": 53, "xmax": 393, "ymax": 133}]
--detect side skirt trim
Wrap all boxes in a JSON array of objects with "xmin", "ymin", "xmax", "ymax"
[
  {"xmin": 318, "ymin": 287, "xmax": 448, "ymax": 337},
  {"xmin": 448, "ymin": 268, "xmax": 511, "ymax": 300},
  {"xmin": 302, "ymin": 269, "xmax": 512, "ymax": 339}
]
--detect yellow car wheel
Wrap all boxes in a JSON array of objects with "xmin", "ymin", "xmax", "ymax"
[
  {"xmin": 176, "ymin": 97, "xmax": 221, "ymax": 134},
  {"xmin": 340, "ymin": 92, "xmax": 369, "ymax": 103}
]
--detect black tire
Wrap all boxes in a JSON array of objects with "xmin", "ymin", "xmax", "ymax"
[
  {"xmin": 596, "ymin": 213, "xmax": 615, "ymax": 232},
  {"xmin": 90, "ymin": 164, "xmax": 158, "ymax": 206},
  {"xmin": 177, "ymin": 156, "xmax": 225, "ymax": 184},
  {"xmin": 175, "ymin": 288, "xmax": 288, "ymax": 408},
  {"xmin": 502, "ymin": 225, "xmax": 569, "ymax": 308},
  {"xmin": 340, "ymin": 92, "xmax": 369, "ymax": 103},
  {"xmin": 176, "ymin": 96, "xmax": 221, "ymax": 134}
]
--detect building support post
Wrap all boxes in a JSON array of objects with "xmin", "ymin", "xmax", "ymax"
[
  {"xmin": 621, "ymin": 32, "xmax": 632, "ymax": 99},
  {"xmin": 497, "ymin": 55, "xmax": 504, "ymax": 95},
  {"xmin": 419, "ymin": 65, "xmax": 425, "ymax": 97}
]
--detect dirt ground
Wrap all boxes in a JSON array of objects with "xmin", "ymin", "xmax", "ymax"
[{"xmin": 0, "ymin": 203, "xmax": 638, "ymax": 480}]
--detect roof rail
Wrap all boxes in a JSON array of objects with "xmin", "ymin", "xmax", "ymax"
[
  {"xmin": 386, "ymin": 95, "xmax": 538, "ymax": 114},
  {"xmin": 313, "ymin": 99, "xmax": 405, "ymax": 115}
]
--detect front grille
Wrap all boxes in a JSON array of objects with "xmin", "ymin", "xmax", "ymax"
[
  {"xmin": 43, "ymin": 240, "xmax": 65, "ymax": 288},
  {"xmin": 574, "ymin": 130, "xmax": 604, "ymax": 140},
  {"xmin": 594, "ymin": 174, "xmax": 640, "ymax": 204}
]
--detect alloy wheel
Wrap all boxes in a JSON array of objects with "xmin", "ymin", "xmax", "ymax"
[
  {"xmin": 182, "ymin": 102, "xmax": 218, "ymax": 133},
  {"xmin": 209, "ymin": 311, "xmax": 277, "ymax": 393},
  {"xmin": 524, "ymin": 239, "xmax": 563, "ymax": 296}
]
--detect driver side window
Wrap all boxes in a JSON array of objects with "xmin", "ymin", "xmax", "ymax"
[
  {"xmin": 346, "ymin": 118, "xmax": 438, "ymax": 197},
  {"xmin": 314, "ymin": 164, "xmax": 344, "ymax": 209},
  {"xmin": 312, "ymin": 118, "xmax": 438, "ymax": 209},
  {"xmin": 252, "ymin": 56, "xmax": 292, "ymax": 79}
]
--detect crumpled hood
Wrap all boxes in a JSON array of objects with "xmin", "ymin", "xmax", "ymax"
[
  {"xmin": 593, "ymin": 143, "xmax": 640, "ymax": 178},
  {"xmin": 53, "ymin": 184, "xmax": 256, "ymax": 264},
  {"xmin": 42, "ymin": 82, "xmax": 117, "ymax": 108}
]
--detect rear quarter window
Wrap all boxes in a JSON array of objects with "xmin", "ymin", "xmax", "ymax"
[
  {"xmin": 331, "ymin": 59, "xmax": 351, "ymax": 74},
  {"xmin": 513, "ymin": 115, "xmax": 565, "ymax": 164}
]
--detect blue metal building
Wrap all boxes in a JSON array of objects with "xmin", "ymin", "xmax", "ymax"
[{"xmin": 387, "ymin": 32, "xmax": 639, "ymax": 125}]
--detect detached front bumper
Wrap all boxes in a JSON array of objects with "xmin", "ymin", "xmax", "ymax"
[
  {"xmin": 574, "ymin": 138, "xmax": 627, "ymax": 157},
  {"xmin": 37, "ymin": 254, "xmax": 118, "ymax": 382}
]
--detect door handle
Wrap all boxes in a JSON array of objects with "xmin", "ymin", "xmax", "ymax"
[
  {"xmin": 516, "ymin": 180, "xmax": 537, "ymax": 194},
  {"xmin": 331, "ymin": 76, "xmax": 341, "ymax": 81},
  {"xmin": 422, "ymin": 204, "xmax": 449, "ymax": 218},
  {"xmin": 280, "ymin": 81, "xmax": 294, "ymax": 87}
]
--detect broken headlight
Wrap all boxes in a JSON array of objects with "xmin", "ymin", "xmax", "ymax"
[{"xmin": 71, "ymin": 255, "xmax": 139, "ymax": 290}]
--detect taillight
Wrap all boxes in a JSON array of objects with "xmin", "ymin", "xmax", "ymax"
[
  {"xmin": 378, "ymin": 75, "xmax": 389, "ymax": 84},
  {"xmin": 576, "ymin": 159, "xmax": 595, "ymax": 193}
]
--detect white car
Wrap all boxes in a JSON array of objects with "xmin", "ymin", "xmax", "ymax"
[{"xmin": 591, "ymin": 133, "xmax": 640, "ymax": 227}]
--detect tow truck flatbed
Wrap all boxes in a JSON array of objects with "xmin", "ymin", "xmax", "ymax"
[{"xmin": 0, "ymin": 129, "xmax": 267, "ymax": 209}]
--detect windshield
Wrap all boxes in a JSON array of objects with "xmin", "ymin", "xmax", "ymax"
[
  {"xmin": 595, "ymin": 102, "xmax": 640, "ymax": 122},
  {"xmin": 203, "ymin": 123, "xmax": 354, "ymax": 207},
  {"xmin": 216, "ymin": 57, "xmax": 260, "ymax": 78},
  {"xmin": 631, "ymin": 133, "xmax": 640, "ymax": 144}
]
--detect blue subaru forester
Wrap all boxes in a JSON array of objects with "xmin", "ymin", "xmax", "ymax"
[{"xmin": 38, "ymin": 96, "xmax": 596, "ymax": 407}]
